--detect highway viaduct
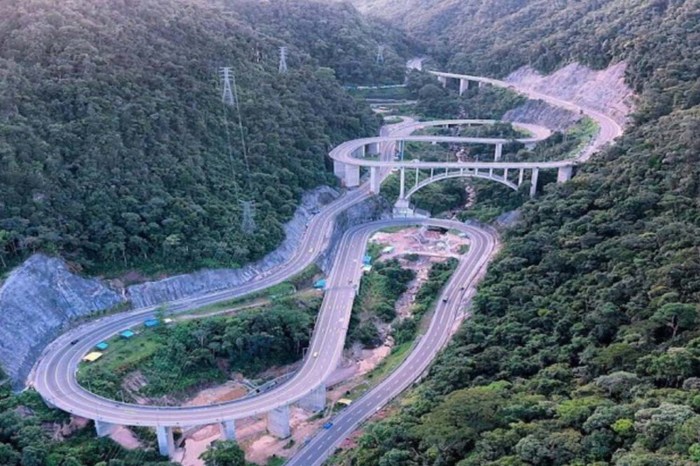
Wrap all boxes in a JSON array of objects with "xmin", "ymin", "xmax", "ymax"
[{"xmin": 32, "ymin": 69, "xmax": 621, "ymax": 460}]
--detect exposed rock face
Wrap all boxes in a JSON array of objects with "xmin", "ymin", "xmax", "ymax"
[
  {"xmin": 506, "ymin": 62, "xmax": 635, "ymax": 125},
  {"xmin": 318, "ymin": 195, "xmax": 392, "ymax": 274},
  {"xmin": 0, "ymin": 254, "xmax": 124, "ymax": 386},
  {"xmin": 127, "ymin": 186, "xmax": 341, "ymax": 308},
  {"xmin": 0, "ymin": 186, "xmax": 342, "ymax": 386},
  {"xmin": 503, "ymin": 100, "xmax": 580, "ymax": 132}
]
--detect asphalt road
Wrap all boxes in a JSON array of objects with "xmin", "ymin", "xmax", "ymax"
[
  {"xmin": 429, "ymin": 71, "xmax": 623, "ymax": 161},
  {"xmin": 286, "ymin": 71, "xmax": 623, "ymax": 465},
  {"xmin": 31, "ymin": 68, "xmax": 621, "ymax": 462},
  {"xmin": 287, "ymin": 220, "xmax": 497, "ymax": 466},
  {"xmin": 330, "ymin": 119, "xmax": 561, "ymax": 171},
  {"xmin": 32, "ymin": 117, "xmax": 483, "ymax": 427}
]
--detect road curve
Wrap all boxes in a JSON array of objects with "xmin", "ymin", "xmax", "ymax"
[
  {"xmin": 34, "ymin": 215, "xmax": 494, "ymax": 427},
  {"xmin": 33, "ymin": 67, "xmax": 622, "ymax": 461},
  {"xmin": 285, "ymin": 70, "xmax": 625, "ymax": 465},
  {"xmin": 287, "ymin": 220, "xmax": 497, "ymax": 466},
  {"xmin": 32, "ymin": 118, "xmax": 413, "ymax": 426},
  {"xmin": 330, "ymin": 119, "xmax": 564, "ymax": 171},
  {"xmin": 429, "ymin": 71, "xmax": 623, "ymax": 161}
]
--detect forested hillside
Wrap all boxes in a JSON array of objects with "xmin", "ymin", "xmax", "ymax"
[
  {"xmin": 0, "ymin": 0, "xmax": 386, "ymax": 277},
  {"xmin": 236, "ymin": 0, "xmax": 414, "ymax": 85},
  {"xmin": 341, "ymin": 1, "xmax": 700, "ymax": 465}
]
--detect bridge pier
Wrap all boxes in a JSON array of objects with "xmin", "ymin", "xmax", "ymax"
[
  {"xmin": 353, "ymin": 145, "xmax": 366, "ymax": 158},
  {"xmin": 530, "ymin": 168, "xmax": 539, "ymax": 197},
  {"xmin": 298, "ymin": 384, "xmax": 326, "ymax": 412},
  {"xmin": 399, "ymin": 167, "xmax": 406, "ymax": 199},
  {"xmin": 333, "ymin": 160, "xmax": 345, "ymax": 178},
  {"xmin": 95, "ymin": 420, "xmax": 117, "ymax": 437},
  {"xmin": 518, "ymin": 169, "xmax": 524, "ymax": 186},
  {"xmin": 394, "ymin": 198, "xmax": 412, "ymax": 217},
  {"xmin": 495, "ymin": 143, "xmax": 503, "ymax": 161},
  {"xmin": 267, "ymin": 405, "xmax": 291, "ymax": 439},
  {"xmin": 557, "ymin": 165, "xmax": 573, "ymax": 183},
  {"xmin": 156, "ymin": 426, "xmax": 175, "ymax": 457},
  {"xmin": 345, "ymin": 164, "xmax": 360, "ymax": 187},
  {"xmin": 367, "ymin": 142, "xmax": 380, "ymax": 155},
  {"xmin": 459, "ymin": 78, "xmax": 469, "ymax": 96},
  {"xmin": 219, "ymin": 420, "xmax": 236, "ymax": 441},
  {"xmin": 370, "ymin": 167, "xmax": 381, "ymax": 194},
  {"xmin": 437, "ymin": 75, "xmax": 448, "ymax": 88}
]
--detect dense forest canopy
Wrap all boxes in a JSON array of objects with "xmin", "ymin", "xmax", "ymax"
[
  {"xmin": 0, "ymin": 0, "xmax": 411, "ymax": 277},
  {"xmin": 235, "ymin": 0, "xmax": 415, "ymax": 85},
  {"xmin": 338, "ymin": 1, "xmax": 700, "ymax": 465}
]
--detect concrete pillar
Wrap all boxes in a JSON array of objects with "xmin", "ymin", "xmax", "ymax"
[
  {"xmin": 437, "ymin": 75, "xmax": 447, "ymax": 87},
  {"xmin": 156, "ymin": 426, "xmax": 175, "ymax": 457},
  {"xmin": 414, "ymin": 168, "xmax": 419, "ymax": 188},
  {"xmin": 478, "ymin": 81, "xmax": 485, "ymax": 88},
  {"xmin": 488, "ymin": 168, "xmax": 493, "ymax": 177},
  {"xmin": 352, "ymin": 145, "xmax": 366, "ymax": 158},
  {"xmin": 333, "ymin": 160, "xmax": 345, "ymax": 178},
  {"xmin": 298, "ymin": 384, "xmax": 326, "ymax": 412},
  {"xmin": 504, "ymin": 168, "xmax": 509, "ymax": 181},
  {"xmin": 95, "ymin": 420, "xmax": 117, "ymax": 437},
  {"xmin": 367, "ymin": 142, "xmax": 380, "ymax": 155},
  {"xmin": 495, "ymin": 144, "xmax": 503, "ymax": 161},
  {"xmin": 530, "ymin": 168, "xmax": 539, "ymax": 198},
  {"xmin": 399, "ymin": 167, "xmax": 406, "ymax": 199},
  {"xmin": 557, "ymin": 165, "xmax": 573, "ymax": 183},
  {"xmin": 345, "ymin": 164, "xmax": 360, "ymax": 187},
  {"xmin": 370, "ymin": 167, "xmax": 381, "ymax": 194},
  {"xmin": 394, "ymin": 198, "xmax": 411, "ymax": 217},
  {"xmin": 518, "ymin": 169, "xmax": 524, "ymax": 186},
  {"xmin": 219, "ymin": 420, "xmax": 236, "ymax": 441},
  {"xmin": 459, "ymin": 79, "xmax": 469, "ymax": 96},
  {"xmin": 267, "ymin": 405, "xmax": 291, "ymax": 439}
]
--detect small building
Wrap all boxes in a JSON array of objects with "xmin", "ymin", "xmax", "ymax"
[
  {"xmin": 82, "ymin": 352, "xmax": 103, "ymax": 363},
  {"xmin": 363, "ymin": 255, "xmax": 372, "ymax": 265},
  {"xmin": 95, "ymin": 342, "xmax": 109, "ymax": 351},
  {"xmin": 338, "ymin": 398, "xmax": 353, "ymax": 406},
  {"xmin": 381, "ymin": 246, "xmax": 395, "ymax": 254},
  {"xmin": 120, "ymin": 330, "xmax": 135, "ymax": 339},
  {"xmin": 144, "ymin": 318, "xmax": 159, "ymax": 328},
  {"xmin": 164, "ymin": 318, "xmax": 174, "ymax": 324},
  {"xmin": 362, "ymin": 265, "xmax": 372, "ymax": 273},
  {"xmin": 313, "ymin": 279, "xmax": 327, "ymax": 289}
]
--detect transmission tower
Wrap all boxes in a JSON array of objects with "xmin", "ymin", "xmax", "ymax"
[
  {"xmin": 218, "ymin": 66, "xmax": 257, "ymax": 235},
  {"xmin": 240, "ymin": 200, "xmax": 257, "ymax": 235},
  {"xmin": 279, "ymin": 47, "xmax": 288, "ymax": 74},
  {"xmin": 376, "ymin": 45, "xmax": 385, "ymax": 64},
  {"xmin": 220, "ymin": 67, "xmax": 235, "ymax": 106}
]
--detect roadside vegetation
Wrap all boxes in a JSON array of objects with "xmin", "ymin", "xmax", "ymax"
[{"xmin": 77, "ymin": 294, "xmax": 321, "ymax": 402}]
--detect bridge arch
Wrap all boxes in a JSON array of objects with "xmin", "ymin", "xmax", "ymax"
[{"xmin": 403, "ymin": 169, "xmax": 518, "ymax": 201}]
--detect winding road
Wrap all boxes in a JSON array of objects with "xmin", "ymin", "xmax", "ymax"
[{"xmin": 31, "ymin": 68, "xmax": 622, "ymax": 464}]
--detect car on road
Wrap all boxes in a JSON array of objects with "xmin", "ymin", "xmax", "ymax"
[
  {"xmin": 323, "ymin": 422, "xmax": 333, "ymax": 429},
  {"xmin": 313, "ymin": 352, "xmax": 319, "ymax": 358},
  {"xmin": 442, "ymin": 297, "xmax": 448, "ymax": 303},
  {"xmin": 70, "ymin": 339, "xmax": 79, "ymax": 345}
]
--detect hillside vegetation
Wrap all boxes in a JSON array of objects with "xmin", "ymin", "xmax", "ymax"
[
  {"xmin": 0, "ymin": 0, "xmax": 400, "ymax": 277},
  {"xmin": 341, "ymin": 1, "xmax": 700, "ymax": 465}
]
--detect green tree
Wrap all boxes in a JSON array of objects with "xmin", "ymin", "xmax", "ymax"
[{"xmin": 200, "ymin": 440, "xmax": 245, "ymax": 466}]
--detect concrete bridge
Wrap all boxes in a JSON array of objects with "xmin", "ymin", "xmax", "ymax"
[
  {"xmin": 329, "ymin": 118, "xmax": 574, "ymax": 213},
  {"xmin": 330, "ymin": 70, "xmax": 624, "ymax": 213}
]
